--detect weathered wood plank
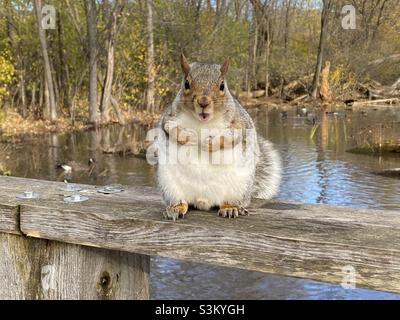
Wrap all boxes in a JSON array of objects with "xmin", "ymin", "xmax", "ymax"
[
  {"xmin": 19, "ymin": 204, "xmax": 400, "ymax": 294},
  {"xmin": 0, "ymin": 203, "xmax": 20, "ymax": 235},
  {"xmin": 0, "ymin": 176, "xmax": 400, "ymax": 293},
  {"xmin": 0, "ymin": 233, "xmax": 150, "ymax": 300},
  {"xmin": 0, "ymin": 176, "xmax": 399, "ymax": 249}
]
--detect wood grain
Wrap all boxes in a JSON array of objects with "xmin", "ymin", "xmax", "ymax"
[
  {"xmin": 0, "ymin": 203, "xmax": 20, "ymax": 235},
  {"xmin": 0, "ymin": 176, "xmax": 400, "ymax": 294},
  {"xmin": 0, "ymin": 233, "xmax": 149, "ymax": 300}
]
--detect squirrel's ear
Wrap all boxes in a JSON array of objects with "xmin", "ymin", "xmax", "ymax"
[
  {"xmin": 180, "ymin": 53, "xmax": 190, "ymax": 78},
  {"xmin": 220, "ymin": 58, "xmax": 230, "ymax": 77}
]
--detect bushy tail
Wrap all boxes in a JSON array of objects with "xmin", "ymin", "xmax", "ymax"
[{"xmin": 252, "ymin": 138, "xmax": 282, "ymax": 200}]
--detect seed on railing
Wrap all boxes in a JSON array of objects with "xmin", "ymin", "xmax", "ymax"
[
  {"xmin": 16, "ymin": 191, "xmax": 40, "ymax": 200},
  {"xmin": 97, "ymin": 185, "xmax": 124, "ymax": 194},
  {"xmin": 64, "ymin": 194, "xmax": 89, "ymax": 203}
]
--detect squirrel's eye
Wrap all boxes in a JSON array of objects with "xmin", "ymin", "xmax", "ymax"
[
  {"xmin": 184, "ymin": 80, "xmax": 190, "ymax": 90},
  {"xmin": 219, "ymin": 81, "xmax": 225, "ymax": 91}
]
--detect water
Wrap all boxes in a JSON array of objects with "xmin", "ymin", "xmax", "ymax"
[{"xmin": 1, "ymin": 106, "xmax": 399, "ymax": 299}]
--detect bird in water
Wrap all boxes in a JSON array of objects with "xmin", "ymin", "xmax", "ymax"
[
  {"xmin": 56, "ymin": 158, "xmax": 96, "ymax": 175},
  {"xmin": 344, "ymin": 99, "xmax": 354, "ymax": 107}
]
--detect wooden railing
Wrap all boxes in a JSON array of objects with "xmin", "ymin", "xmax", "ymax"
[{"xmin": 0, "ymin": 175, "xmax": 399, "ymax": 299}]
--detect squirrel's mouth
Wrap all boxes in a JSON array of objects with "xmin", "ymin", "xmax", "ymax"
[{"xmin": 199, "ymin": 112, "xmax": 210, "ymax": 122}]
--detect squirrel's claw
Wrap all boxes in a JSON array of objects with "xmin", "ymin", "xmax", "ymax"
[
  {"xmin": 218, "ymin": 205, "xmax": 249, "ymax": 219},
  {"xmin": 218, "ymin": 207, "xmax": 238, "ymax": 219},
  {"xmin": 163, "ymin": 200, "xmax": 189, "ymax": 221}
]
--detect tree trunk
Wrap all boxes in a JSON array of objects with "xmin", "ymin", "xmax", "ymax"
[
  {"xmin": 57, "ymin": 11, "xmax": 71, "ymax": 112},
  {"xmin": 311, "ymin": 0, "xmax": 332, "ymax": 100},
  {"xmin": 145, "ymin": 0, "xmax": 156, "ymax": 113},
  {"xmin": 250, "ymin": 0, "xmax": 275, "ymax": 96},
  {"xmin": 245, "ymin": 3, "xmax": 251, "ymax": 94},
  {"xmin": 251, "ymin": 16, "xmax": 259, "ymax": 90},
  {"xmin": 100, "ymin": 4, "xmax": 123, "ymax": 124},
  {"xmin": 31, "ymin": 83, "xmax": 36, "ymax": 111},
  {"xmin": 97, "ymin": 71, "xmax": 126, "ymax": 126},
  {"xmin": 320, "ymin": 61, "xmax": 332, "ymax": 106},
  {"xmin": 263, "ymin": 4, "xmax": 273, "ymax": 98},
  {"xmin": 39, "ymin": 77, "xmax": 44, "ymax": 114},
  {"xmin": 264, "ymin": 35, "xmax": 270, "ymax": 98},
  {"xmin": 85, "ymin": 0, "xmax": 98, "ymax": 125},
  {"xmin": 20, "ymin": 68, "xmax": 27, "ymax": 118},
  {"xmin": 44, "ymin": 75, "xmax": 50, "ymax": 119},
  {"xmin": 34, "ymin": 0, "xmax": 58, "ymax": 122},
  {"xmin": 215, "ymin": 0, "xmax": 227, "ymax": 28},
  {"xmin": 234, "ymin": 0, "xmax": 245, "ymax": 21},
  {"xmin": 280, "ymin": 0, "xmax": 291, "ymax": 98},
  {"xmin": 50, "ymin": 58, "xmax": 59, "ymax": 108},
  {"xmin": 193, "ymin": 0, "xmax": 202, "ymax": 44},
  {"xmin": 6, "ymin": 0, "xmax": 27, "ymax": 117},
  {"xmin": 283, "ymin": 0, "xmax": 291, "ymax": 54}
]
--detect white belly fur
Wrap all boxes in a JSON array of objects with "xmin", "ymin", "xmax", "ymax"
[{"xmin": 157, "ymin": 112, "xmax": 256, "ymax": 210}]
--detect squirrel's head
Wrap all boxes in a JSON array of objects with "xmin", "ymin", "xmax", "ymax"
[{"xmin": 179, "ymin": 54, "xmax": 230, "ymax": 123}]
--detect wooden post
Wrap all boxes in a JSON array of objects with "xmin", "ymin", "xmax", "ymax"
[{"xmin": 0, "ymin": 233, "xmax": 150, "ymax": 300}]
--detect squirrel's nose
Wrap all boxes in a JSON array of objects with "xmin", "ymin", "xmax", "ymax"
[{"xmin": 197, "ymin": 96, "xmax": 211, "ymax": 109}]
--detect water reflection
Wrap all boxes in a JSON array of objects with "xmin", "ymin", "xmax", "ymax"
[{"xmin": 1, "ymin": 106, "xmax": 399, "ymax": 299}]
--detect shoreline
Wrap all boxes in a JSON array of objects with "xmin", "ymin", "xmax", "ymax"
[
  {"xmin": 0, "ymin": 109, "xmax": 160, "ymax": 141},
  {"xmin": 1, "ymin": 97, "xmax": 399, "ymax": 140}
]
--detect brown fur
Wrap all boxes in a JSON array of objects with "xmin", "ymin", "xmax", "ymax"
[{"xmin": 179, "ymin": 61, "xmax": 229, "ymax": 120}]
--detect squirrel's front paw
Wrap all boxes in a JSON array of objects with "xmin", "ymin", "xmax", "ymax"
[
  {"xmin": 202, "ymin": 132, "xmax": 238, "ymax": 153},
  {"xmin": 218, "ymin": 204, "xmax": 249, "ymax": 219},
  {"xmin": 170, "ymin": 127, "xmax": 198, "ymax": 146},
  {"xmin": 163, "ymin": 200, "xmax": 189, "ymax": 221}
]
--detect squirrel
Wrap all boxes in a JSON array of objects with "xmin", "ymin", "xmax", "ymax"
[{"xmin": 151, "ymin": 54, "xmax": 281, "ymax": 221}]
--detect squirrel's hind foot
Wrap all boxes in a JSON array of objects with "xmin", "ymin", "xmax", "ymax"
[
  {"xmin": 218, "ymin": 204, "xmax": 249, "ymax": 219},
  {"xmin": 163, "ymin": 200, "xmax": 189, "ymax": 221}
]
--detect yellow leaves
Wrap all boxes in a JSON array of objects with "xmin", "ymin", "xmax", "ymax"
[
  {"xmin": 0, "ymin": 162, "xmax": 11, "ymax": 176},
  {"xmin": 0, "ymin": 52, "xmax": 15, "ymax": 104},
  {"xmin": 157, "ymin": 87, "xmax": 167, "ymax": 95},
  {"xmin": 331, "ymin": 64, "xmax": 357, "ymax": 87},
  {"xmin": 330, "ymin": 64, "xmax": 344, "ymax": 86}
]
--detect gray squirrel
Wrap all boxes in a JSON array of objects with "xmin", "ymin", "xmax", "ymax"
[{"xmin": 152, "ymin": 54, "xmax": 281, "ymax": 220}]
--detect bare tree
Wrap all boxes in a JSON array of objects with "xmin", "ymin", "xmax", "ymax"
[
  {"xmin": 215, "ymin": 0, "xmax": 227, "ymax": 27},
  {"xmin": 311, "ymin": 0, "xmax": 333, "ymax": 99},
  {"xmin": 33, "ymin": 0, "xmax": 58, "ymax": 122},
  {"xmin": 85, "ymin": 0, "xmax": 98, "ymax": 124},
  {"xmin": 100, "ymin": 2, "xmax": 124, "ymax": 124},
  {"xmin": 279, "ymin": 0, "xmax": 291, "ymax": 97},
  {"xmin": 234, "ymin": 0, "xmax": 246, "ymax": 21},
  {"xmin": 247, "ymin": 2, "xmax": 259, "ymax": 93},
  {"xmin": 250, "ymin": 0, "xmax": 275, "ymax": 96},
  {"xmin": 145, "ymin": 0, "xmax": 156, "ymax": 113},
  {"xmin": 5, "ymin": 0, "xmax": 29, "ymax": 117},
  {"xmin": 57, "ymin": 10, "xmax": 71, "ymax": 113}
]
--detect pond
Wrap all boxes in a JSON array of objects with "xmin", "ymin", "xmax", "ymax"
[{"xmin": 1, "ymin": 105, "xmax": 399, "ymax": 299}]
